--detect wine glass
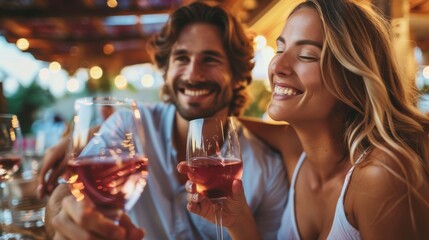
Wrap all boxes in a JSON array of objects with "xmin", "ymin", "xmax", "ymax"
[
  {"xmin": 65, "ymin": 97, "xmax": 148, "ymax": 222},
  {"xmin": 0, "ymin": 114, "xmax": 23, "ymax": 234},
  {"xmin": 186, "ymin": 117, "xmax": 243, "ymax": 240}
]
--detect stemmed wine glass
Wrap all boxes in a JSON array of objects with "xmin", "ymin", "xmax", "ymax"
[
  {"xmin": 65, "ymin": 97, "xmax": 148, "ymax": 222},
  {"xmin": 186, "ymin": 117, "xmax": 243, "ymax": 240},
  {"xmin": 0, "ymin": 114, "xmax": 23, "ymax": 234}
]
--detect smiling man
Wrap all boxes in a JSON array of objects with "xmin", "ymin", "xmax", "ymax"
[{"xmin": 41, "ymin": 2, "xmax": 288, "ymax": 239}]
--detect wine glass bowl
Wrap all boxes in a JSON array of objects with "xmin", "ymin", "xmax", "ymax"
[
  {"xmin": 0, "ymin": 114, "xmax": 24, "ymax": 235},
  {"xmin": 66, "ymin": 97, "xmax": 148, "ymax": 219},
  {"xmin": 186, "ymin": 117, "xmax": 242, "ymax": 240},
  {"xmin": 0, "ymin": 114, "xmax": 23, "ymax": 181},
  {"xmin": 187, "ymin": 156, "xmax": 243, "ymax": 200}
]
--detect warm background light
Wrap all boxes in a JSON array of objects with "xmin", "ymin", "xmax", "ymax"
[
  {"xmin": 66, "ymin": 78, "xmax": 80, "ymax": 92},
  {"xmin": 107, "ymin": 0, "xmax": 118, "ymax": 8},
  {"xmin": 114, "ymin": 75, "xmax": 128, "ymax": 89},
  {"xmin": 423, "ymin": 66, "xmax": 429, "ymax": 79},
  {"xmin": 89, "ymin": 66, "xmax": 103, "ymax": 79},
  {"xmin": 140, "ymin": 74, "xmax": 154, "ymax": 88},
  {"xmin": 16, "ymin": 38, "xmax": 29, "ymax": 51},
  {"xmin": 49, "ymin": 61, "xmax": 61, "ymax": 73}
]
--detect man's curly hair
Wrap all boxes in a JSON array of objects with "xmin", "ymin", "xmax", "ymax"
[{"xmin": 147, "ymin": 2, "xmax": 254, "ymax": 116}]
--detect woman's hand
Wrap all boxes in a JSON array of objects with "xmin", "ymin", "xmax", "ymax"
[
  {"xmin": 177, "ymin": 161, "xmax": 251, "ymax": 228},
  {"xmin": 177, "ymin": 161, "xmax": 261, "ymax": 239}
]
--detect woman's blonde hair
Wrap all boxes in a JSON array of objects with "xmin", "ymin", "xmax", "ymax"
[{"xmin": 293, "ymin": 0, "xmax": 429, "ymax": 227}]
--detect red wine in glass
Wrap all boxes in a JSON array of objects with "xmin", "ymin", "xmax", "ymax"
[
  {"xmin": 65, "ymin": 97, "xmax": 148, "ymax": 222},
  {"xmin": 67, "ymin": 155, "xmax": 148, "ymax": 210},
  {"xmin": 187, "ymin": 117, "xmax": 242, "ymax": 240},
  {"xmin": 187, "ymin": 156, "xmax": 243, "ymax": 199},
  {"xmin": 0, "ymin": 156, "xmax": 22, "ymax": 181}
]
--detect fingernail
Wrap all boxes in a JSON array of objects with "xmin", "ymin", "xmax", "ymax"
[
  {"xmin": 185, "ymin": 182, "xmax": 192, "ymax": 192},
  {"xmin": 36, "ymin": 184, "xmax": 44, "ymax": 199},
  {"xmin": 192, "ymin": 193, "xmax": 199, "ymax": 202}
]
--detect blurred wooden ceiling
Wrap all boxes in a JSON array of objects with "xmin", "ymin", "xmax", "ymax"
[
  {"xmin": 0, "ymin": 0, "xmax": 274, "ymax": 75},
  {"xmin": 410, "ymin": 0, "xmax": 429, "ymax": 53},
  {"xmin": 0, "ymin": 0, "xmax": 428, "ymax": 76}
]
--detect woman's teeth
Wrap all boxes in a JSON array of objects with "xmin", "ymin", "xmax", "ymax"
[{"xmin": 274, "ymin": 86, "xmax": 298, "ymax": 96}]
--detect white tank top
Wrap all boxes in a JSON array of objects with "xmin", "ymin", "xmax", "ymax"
[{"xmin": 277, "ymin": 150, "xmax": 371, "ymax": 240}]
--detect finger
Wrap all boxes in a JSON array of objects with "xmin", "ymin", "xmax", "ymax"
[
  {"xmin": 231, "ymin": 179, "xmax": 244, "ymax": 199},
  {"xmin": 44, "ymin": 163, "xmax": 67, "ymax": 193},
  {"xmin": 52, "ymin": 232, "xmax": 67, "ymax": 240},
  {"xmin": 62, "ymin": 197, "xmax": 126, "ymax": 239},
  {"xmin": 186, "ymin": 192, "xmax": 203, "ymax": 203},
  {"xmin": 119, "ymin": 214, "xmax": 144, "ymax": 240},
  {"xmin": 187, "ymin": 201, "xmax": 201, "ymax": 213},
  {"xmin": 229, "ymin": 179, "xmax": 246, "ymax": 209},
  {"xmin": 185, "ymin": 181, "xmax": 197, "ymax": 193},
  {"xmin": 176, "ymin": 161, "xmax": 188, "ymax": 174},
  {"xmin": 40, "ymin": 138, "xmax": 67, "ymax": 181},
  {"xmin": 52, "ymin": 205, "xmax": 92, "ymax": 240},
  {"xmin": 187, "ymin": 197, "xmax": 214, "ymax": 222},
  {"xmin": 38, "ymin": 138, "xmax": 68, "ymax": 198}
]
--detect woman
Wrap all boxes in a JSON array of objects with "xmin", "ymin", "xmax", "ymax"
[{"xmin": 179, "ymin": 0, "xmax": 429, "ymax": 239}]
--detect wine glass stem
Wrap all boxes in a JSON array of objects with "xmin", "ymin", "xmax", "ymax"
[
  {"xmin": 213, "ymin": 200, "xmax": 224, "ymax": 240},
  {"xmin": 0, "ymin": 181, "xmax": 9, "ymax": 234}
]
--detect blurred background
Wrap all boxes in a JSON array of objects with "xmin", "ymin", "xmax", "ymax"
[{"xmin": 0, "ymin": 0, "xmax": 428, "ymax": 153}]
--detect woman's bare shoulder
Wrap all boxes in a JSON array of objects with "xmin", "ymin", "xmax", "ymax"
[
  {"xmin": 349, "ymin": 148, "xmax": 429, "ymax": 238},
  {"xmin": 352, "ymin": 148, "xmax": 412, "ymax": 196}
]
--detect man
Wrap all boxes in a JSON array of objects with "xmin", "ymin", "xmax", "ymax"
[{"xmin": 40, "ymin": 2, "xmax": 288, "ymax": 239}]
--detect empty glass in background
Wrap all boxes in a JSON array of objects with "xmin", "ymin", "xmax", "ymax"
[
  {"xmin": 7, "ymin": 174, "xmax": 46, "ymax": 230},
  {"xmin": 0, "ymin": 114, "xmax": 24, "ymax": 238},
  {"xmin": 6, "ymin": 128, "xmax": 49, "ymax": 235}
]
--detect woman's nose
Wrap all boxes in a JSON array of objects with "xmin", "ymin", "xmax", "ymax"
[{"xmin": 270, "ymin": 52, "xmax": 293, "ymax": 77}]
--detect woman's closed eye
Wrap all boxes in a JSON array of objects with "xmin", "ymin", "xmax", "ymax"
[{"xmin": 298, "ymin": 55, "xmax": 319, "ymax": 61}]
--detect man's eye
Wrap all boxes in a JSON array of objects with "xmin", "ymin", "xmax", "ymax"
[
  {"xmin": 175, "ymin": 56, "xmax": 189, "ymax": 62},
  {"xmin": 204, "ymin": 57, "xmax": 220, "ymax": 63}
]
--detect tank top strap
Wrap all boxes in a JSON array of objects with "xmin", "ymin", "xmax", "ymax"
[
  {"xmin": 354, "ymin": 146, "xmax": 373, "ymax": 165},
  {"xmin": 339, "ymin": 146, "xmax": 374, "ymax": 198},
  {"xmin": 291, "ymin": 152, "xmax": 306, "ymax": 189}
]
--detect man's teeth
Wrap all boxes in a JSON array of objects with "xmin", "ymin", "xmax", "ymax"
[
  {"xmin": 184, "ymin": 89, "xmax": 210, "ymax": 96},
  {"xmin": 274, "ymin": 86, "xmax": 298, "ymax": 96}
]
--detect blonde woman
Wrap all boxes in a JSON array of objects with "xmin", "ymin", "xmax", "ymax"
[{"xmin": 180, "ymin": 0, "xmax": 429, "ymax": 239}]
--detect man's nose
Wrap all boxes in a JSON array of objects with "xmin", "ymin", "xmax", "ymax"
[{"xmin": 183, "ymin": 60, "xmax": 205, "ymax": 82}]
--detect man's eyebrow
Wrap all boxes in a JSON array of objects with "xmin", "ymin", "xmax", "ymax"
[
  {"xmin": 201, "ymin": 50, "xmax": 225, "ymax": 58},
  {"xmin": 171, "ymin": 49, "xmax": 225, "ymax": 58},
  {"xmin": 276, "ymin": 36, "xmax": 322, "ymax": 49},
  {"xmin": 172, "ymin": 49, "xmax": 188, "ymax": 55}
]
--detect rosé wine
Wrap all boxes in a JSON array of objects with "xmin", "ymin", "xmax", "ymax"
[
  {"xmin": 187, "ymin": 156, "xmax": 243, "ymax": 199},
  {"xmin": 67, "ymin": 155, "xmax": 148, "ymax": 209}
]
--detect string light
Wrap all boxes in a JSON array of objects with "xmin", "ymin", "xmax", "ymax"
[
  {"xmin": 16, "ymin": 38, "xmax": 29, "ymax": 51},
  {"xmin": 89, "ymin": 66, "xmax": 103, "ymax": 79}
]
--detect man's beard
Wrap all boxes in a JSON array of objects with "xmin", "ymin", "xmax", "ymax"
[{"xmin": 168, "ymin": 80, "xmax": 233, "ymax": 121}]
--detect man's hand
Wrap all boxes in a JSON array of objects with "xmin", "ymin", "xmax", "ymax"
[
  {"xmin": 47, "ymin": 185, "xmax": 144, "ymax": 240},
  {"xmin": 37, "ymin": 137, "xmax": 68, "ymax": 199}
]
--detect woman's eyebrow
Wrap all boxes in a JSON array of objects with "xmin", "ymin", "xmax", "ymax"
[{"xmin": 276, "ymin": 36, "xmax": 322, "ymax": 49}]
